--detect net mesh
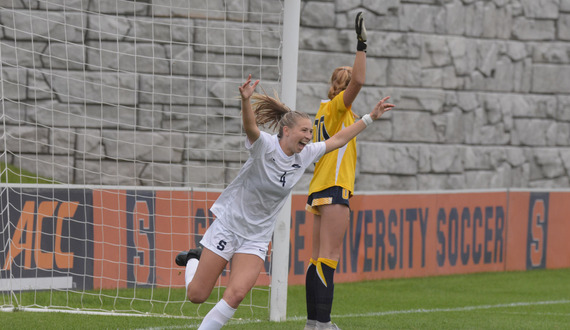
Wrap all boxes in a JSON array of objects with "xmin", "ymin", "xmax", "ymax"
[{"xmin": 1, "ymin": 0, "xmax": 284, "ymax": 319}]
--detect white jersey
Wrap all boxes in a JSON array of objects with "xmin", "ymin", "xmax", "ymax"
[{"xmin": 211, "ymin": 131, "xmax": 326, "ymax": 241}]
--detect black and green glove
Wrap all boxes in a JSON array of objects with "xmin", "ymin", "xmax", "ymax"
[{"xmin": 355, "ymin": 11, "xmax": 367, "ymax": 52}]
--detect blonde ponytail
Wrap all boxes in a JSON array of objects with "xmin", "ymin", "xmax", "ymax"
[
  {"xmin": 251, "ymin": 90, "xmax": 311, "ymax": 138},
  {"xmin": 328, "ymin": 66, "xmax": 352, "ymax": 100}
]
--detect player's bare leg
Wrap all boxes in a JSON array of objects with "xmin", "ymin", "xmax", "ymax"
[
  {"xmin": 186, "ymin": 247, "xmax": 227, "ymax": 303},
  {"xmin": 197, "ymin": 252, "xmax": 264, "ymax": 330},
  {"xmin": 318, "ymin": 204, "xmax": 350, "ymax": 261},
  {"xmin": 223, "ymin": 253, "xmax": 265, "ymax": 308}
]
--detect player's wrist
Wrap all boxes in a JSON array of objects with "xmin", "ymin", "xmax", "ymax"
[
  {"xmin": 362, "ymin": 114, "xmax": 373, "ymax": 126},
  {"xmin": 357, "ymin": 40, "xmax": 367, "ymax": 52}
]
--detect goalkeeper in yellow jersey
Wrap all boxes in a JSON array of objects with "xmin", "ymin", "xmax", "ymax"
[{"xmin": 304, "ymin": 12, "xmax": 368, "ymax": 330}]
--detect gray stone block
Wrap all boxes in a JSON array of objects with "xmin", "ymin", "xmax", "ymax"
[
  {"xmin": 1, "ymin": 100, "xmax": 27, "ymax": 124},
  {"xmin": 38, "ymin": 0, "xmax": 89, "ymax": 11},
  {"xmin": 42, "ymin": 42, "xmax": 86, "ymax": 70},
  {"xmin": 138, "ymin": 73, "xmax": 193, "ymax": 105},
  {"xmin": 298, "ymin": 28, "xmax": 352, "ymax": 52},
  {"xmin": 163, "ymin": 105, "xmax": 243, "ymax": 135},
  {"xmin": 358, "ymin": 142, "xmax": 419, "ymax": 175},
  {"xmin": 151, "ymin": 0, "xmax": 225, "ymax": 19},
  {"xmin": 561, "ymin": 149, "xmax": 570, "ymax": 174},
  {"xmin": 512, "ymin": 17, "xmax": 556, "ymax": 40},
  {"xmin": 87, "ymin": 42, "xmax": 170, "ymax": 74},
  {"xmin": 417, "ymin": 174, "xmax": 466, "ymax": 190},
  {"xmin": 3, "ymin": 125, "xmax": 49, "ymax": 153},
  {"xmin": 335, "ymin": 0, "xmax": 361, "ymax": 13},
  {"xmin": 356, "ymin": 174, "xmax": 419, "ymax": 191},
  {"xmin": 521, "ymin": 0, "xmax": 560, "ymax": 19},
  {"xmin": 193, "ymin": 21, "xmax": 281, "ymax": 57},
  {"xmin": 27, "ymin": 69, "xmax": 54, "ymax": 100},
  {"xmin": 1, "ymin": 41, "xmax": 45, "ymax": 68},
  {"xmin": 11, "ymin": 154, "xmax": 73, "ymax": 183},
  {"xmin": 464, "ymin": 1, "xmax": 485, "ymax": 37},
  {"xmin": 392, "ymin": 111, "xmax": 439, "ymax": 143},
  {"xmin": 88, "ymin": 0, "xmax": 149, "ymax": 14},
  {"xmin": 185, "ymin": 133, "xmax": 248, "ymax": 162},
  {"xmin": 0, "ymin": 67, "xmax": 27, "ymax": 100},
  {"xmin": 531, "ymin": 64, "xmax": 570, "ymax": 93},
  {"xmin": 532, "ymin": 42, "xmax": 570, "ymax": 64},
  {"xmin": 75, "ymin": 159, "xmax": 140, "ymax": 185},
  {"xmin": 297, "ymin": 51, "xmax": 359, "ymax": 83},
  {"xmin": 512, "ymin": 119, "xmax": 555, "ymax": 146},
  {"xmin": 557, "ymin": 96, "xmax": 570, "ymax": 121},
  {"xmin": 367, "ymin": 32, "xmax": 422, "ymax": 58},
  {"xmin": 400, "ymin": 4, "xmax": 438, "ymax": 33},
  {"xmin": 102, "ymin": 130, "xmax": 185, "ymax": 162},
  {"xmin": 76, "ymin": 129, "xmax": 105, "ymax": 160},
  {"xmin": 48, "ymin": 70, "xmax": 137, "ymax": 105},
  {"xmin": 558, "ymin": 14, "xmax": 570, "ymax": 40},
  {"xmin": 139, "ymin": 162, "xmax": 185, "ymax": 187},
  {"xmin": 51, "ymin": 128, "xmax": 76, "ymax": 155},
  {"xmin": 301, "ymin": 2, "xmax": 335, "ymax": 28},
  {"xmin": 1, "ymin": 10, "xmax": 85, "ymax": 42},
  {"xmin": 562, "ymin": 0, "xmax": 570, "ymax": 11},
  {"xmin": 464, "ymin": 146, "xmax": 493, "ymax": 170},
  {"xmin": 184, "ymin": 161, "xmax": 227, "ymax": 189}
]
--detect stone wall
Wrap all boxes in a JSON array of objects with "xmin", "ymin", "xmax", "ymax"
[
  {"xmin": 1, "ymin": 0, "xmax": 569, "ymax": 191},
  {"xmin": 295, "ymin": 0, "xmax": 570, "ymax": 192}
]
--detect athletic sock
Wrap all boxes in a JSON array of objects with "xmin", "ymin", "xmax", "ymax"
[
  {"xmin": 185, "ymin": 258, "xmax": 199, "ymax": 289},
  {"xmin": 315, "ymin": 257, "xmax": 338, "ymax": 323},
  {"xmin": 197, "ymin": 298, "xmax": 236, "ymax": 330},
  {"xmin": 305, "ymin": 258, "xmax": 318, "ymax": 321}
]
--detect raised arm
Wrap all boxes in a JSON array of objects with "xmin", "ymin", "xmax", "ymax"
[
  {"xmin": 239, "ymin": 74, "xmax": 260, "ymax": 144},
  {"xmin": 324, "ymin": 96, "xmax": 394, "ymax": 154},
  {"xmin": 343, "ymin": 12, "xmax": 367, "ymax": 107}
]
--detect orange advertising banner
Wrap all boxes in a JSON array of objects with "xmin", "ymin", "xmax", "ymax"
[{"xmin": 287, "ymin": 191, "xmax": 510, "ymax": 285}]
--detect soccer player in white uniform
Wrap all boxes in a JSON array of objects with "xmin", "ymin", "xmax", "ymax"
[{"xmin": 176, "ymin": 74, "xmax": 394, "ymax": 330}]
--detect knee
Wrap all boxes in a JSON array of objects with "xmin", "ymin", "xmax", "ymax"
[
  {"xmin": 222, "ymin": 288, "xmax": 247, "ymax": 308},
  {"xmin": 187, "ymin": 285, "xmax": 209, "ymax": 304}
]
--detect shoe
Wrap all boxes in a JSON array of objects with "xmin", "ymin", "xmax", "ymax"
[
  {"xmin": 304, "ymin": 319, "xmax": 317, "ymax": 330},
  {"xmin": 316, "ymin": 321, "xmax": 341, "ymax": 330},
  {"xmin": 175, "ymin": 247, "xmax": 202, "ymax": 266}
]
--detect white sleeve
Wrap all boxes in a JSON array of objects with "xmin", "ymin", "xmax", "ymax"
[
  {"xmin": 303, "ymin": 141, "xmax": 326, "ymax": 165},
  {"xmin": 245, "ymin": 131, "xmax": 273, "ymax": 158}
]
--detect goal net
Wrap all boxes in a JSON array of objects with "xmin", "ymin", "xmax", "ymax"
[{"xmin": 0, "ymin": 0, "xmax": 287, "ymax": 320}]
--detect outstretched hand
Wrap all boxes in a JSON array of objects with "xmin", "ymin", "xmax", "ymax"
[
  {"xmin": 370, "ymin": 96, "xmax": 395, "ymax": 120},
  {"xmin": 355, "ymin": 11, "xmax": 367, "ymax": 52},
  {"xmin": 239, "ymin": 74, "xmax": 260, "ymax": 100},
  {"xmin": 355, "ymin": 12, "xmax": 367, "ymax": 42}
]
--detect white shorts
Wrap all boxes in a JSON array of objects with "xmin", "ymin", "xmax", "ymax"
[{"xmin": 200, "ymin": 220, "xmax": 269, "ymax": 261}]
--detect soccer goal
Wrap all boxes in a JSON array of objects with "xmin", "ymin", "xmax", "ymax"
[{"xmin": 0, "ymin": 0, "xmax": 298, "ymax": 321}]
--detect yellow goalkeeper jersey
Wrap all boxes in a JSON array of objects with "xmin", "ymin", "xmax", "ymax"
[{"xmin": 308, "ymin": 90, "xmax": 357, "ymax": 196}]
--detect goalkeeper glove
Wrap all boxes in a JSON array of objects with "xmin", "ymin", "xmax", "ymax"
[{"xmin": 355, "ymin": 11, "xmax": 367, "ymax": 52}]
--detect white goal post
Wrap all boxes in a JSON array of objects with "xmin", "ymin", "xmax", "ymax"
[
  {"xmin": 270, "ymin": 0, "xmax": 301, "ymax": 322},
  {"xmin": 0, "ymin": 0, "xmax": 297, "ymax": 321}
]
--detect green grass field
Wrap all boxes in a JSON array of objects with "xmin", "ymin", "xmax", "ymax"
[{"xmin": 2, "ymin": 268, "xmax": 569, "ymax": 329}]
